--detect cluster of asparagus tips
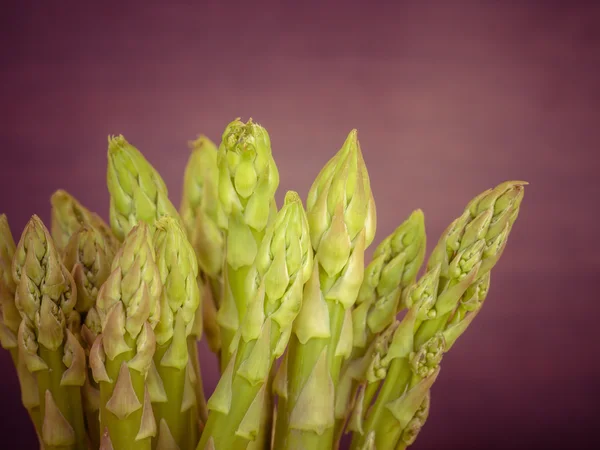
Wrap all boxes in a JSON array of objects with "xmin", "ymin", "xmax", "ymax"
[
  {"xmin": 214, "ymin": 118, "xmax": 280, "ymax": 372},
  {"xmin": 348, "ymin": 180, "xmax": 526, "ymax": 450},
  {"xmin": 273, "ymin": 130, "xmax": 376, "ymax": 450},
  {"xmin": 13, "ymin": 216, "xmax": 88, "ymax": 449}
]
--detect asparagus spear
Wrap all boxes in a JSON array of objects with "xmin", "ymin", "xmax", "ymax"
[
  {"xmin": 198, "ymin": 191, "xmax": 312, "ymax": 450},
  {"xmin": 215, "ymin": 118, "xmax": 279, "ymax": 372},
  {"xmin": 50, "ymin": 189, "xmax": 118, "ymax": 254},
  {"xmin": 152, "ymin": 216, "xmax": 205, "ymax": 449},
  {"xmin": 350, "ymin": 181, "xmax": 526, "ymax": 449},
  {"xmin": 180, "ymin": 136, "xmax": 226, "ymax": 357},
  {"xmin": 106, "ymin": 135, "xmax": 180, "ymax": 241},
  {"xmin": 274, "ymin": 130, "xmax": 376, "ymax": 450},
  {"xmin": 91, "ymin": 222, "xmax": 161, "ymax": 450},
  {"xmin": 62, "ymin": 225, "xmax": 116, "ymax": 449},
  {"xmin": 334, "ymin": 211, "xmax": 426, "ymax": 441},
  {"xmin": 0, "ymin": 215, "xmax": 44, "ymax": 443},
  {"xmin": 13, "ymin": 216, "xmax": 87, "ymax": 450}
]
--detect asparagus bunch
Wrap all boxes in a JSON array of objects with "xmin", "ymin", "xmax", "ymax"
[
  {"xmin": 198, "ymin": 191, "xmax": 312, "ymax": 450},
  {"xmin": 214, "ymin": 119, "xmax": 279, "ymax": 372},
  {"xmin": 348, "ymin": 181, "xmax": 526, "ymax": 450},
  {"xmin": 273, "ymin": 130, "xmax": 376, "ymax": 450},
  {"xmin": 13, "ymin": 216, "xmax": 88, "ymax": 450}
]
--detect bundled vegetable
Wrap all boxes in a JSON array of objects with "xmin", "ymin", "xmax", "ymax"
[{"xmin": 0, "ymin": 118, "xmax": 526, "ymax": 450}]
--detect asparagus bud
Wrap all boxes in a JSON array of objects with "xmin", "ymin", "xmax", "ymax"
[
  {"xmin": 106, "ymin": 135, "xmax": 180, "ymax": 241},
  {"xmin": 93, "ymin": 222, "xmax": 161, "ymax": 450},
  {"xmin": 199, "ymin": 191, "xmax": 312, "ymax": 450},
  {"xmin": 13, "ymin": 216, "xmax": 87, "ymax": 450},
  {"xmin": 215, "ymin": 118, "xmax": 280, "ymax": 371}
]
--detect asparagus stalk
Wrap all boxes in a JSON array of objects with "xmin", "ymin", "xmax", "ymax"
[
  {"xmin": 13, "ymin": 216, "xmax": 87, "ymax": 450},
  {"xmin": 51, "ymin": 189, "xmax": 118, "ymax": 254},
  {"xmin": 198, "ymin": 191, "xmax": 312, "ymax": 450},
  {"xmin": 152, "ymin": 216, "xmax": 205, "ymax": 449},
  {"xmin": 394, "ymin": 391, "xmax": 430, "ymax": 450},
  {"xmin": 62, "ymin": 225, "xmax": 115, "ymax": 449},
  {"xmin": 350, "ymin": 181, "xmax": 526, "ymax": 449},
  {"xmin": 180, "ymin": 136, "xmax": 226, "ymax": 357},
  {"xmin": 215, "ymin": 119, "xmax": 279, "ymax": 372},
  {"xmin": 334, "ymin": 210, "xmax": 426, "ymax": 441},
  {"xmin": 106, "ymin": 135, "xmax": 180, "ymax": 241},
  {"xmin": 91, "ymin": 223, "xmax": 161, "ymax": 449},
  {"xmin": 0, "ymin": 215, "xmax": 44, "ymax": 443},
  {"xmin": 274, "ymin": 130, "xmax": 376, "ymax": 450}
]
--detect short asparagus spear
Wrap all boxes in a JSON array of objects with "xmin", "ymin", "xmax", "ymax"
[
  {"xmin": 335, "ymin": 210, "xmax": 426, "ymax": 441},
  {"xmin": 91, "ymin": 223, "xmax": 161, "ymax": 450},
  {"xmin": 180, "ymin": 136, "xmax": 226, "ymax": 357},
  {"xmin": 274, "ymin": 130, "xmax": 376, "ymax": 450},
  {"xmin": 152, "ymin": 216, "xmax": 205, "ymax": 449},
  {"xmin": 0, "ymin": 215, "xmax": 44, "ymax": 443},
  {"xmin": 198, "ymin": 191, "xmax": 312, "ymax": 450},
  {"xmin": 13, "ymin": 216, "xmax": 87, "ymax": 450},
  {"xmin": 215, "ymin": 118, "xmax": 279, "ymax": 372}
]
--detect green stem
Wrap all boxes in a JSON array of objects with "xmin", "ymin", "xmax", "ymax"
[
  {"xmin": 100, "ymin": 338, "xmax": 149, "ymax": 450},
  {"xmin": 188, "ymin": 337, "xmax": 208, "ymax": 425},
  {"xmin": 38, "ymin": 345, "xmax": 87, "ymax": 450}
]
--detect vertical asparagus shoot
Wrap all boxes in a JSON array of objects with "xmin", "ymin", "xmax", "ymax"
[
  {"xmin": 152, "ymin": 216, "xmax": 205, "ymax": 449},
  {"xmin": 274, "ymin": 130, "xmax": 376, "ymax": 450},
  {"xmin": 198, "ymin": 191, "xmax": 312, "ymax": 450},
  {"xmin": 13, "ymin": 216, "xmax": 87, "ymax": 450},
  {"xmin": 215, "ymin": 118, "xmax": 280, "ymax": 372},
  {"xmin": 92, "ymin": 223, "xmax": 161, "ymax": 450}
]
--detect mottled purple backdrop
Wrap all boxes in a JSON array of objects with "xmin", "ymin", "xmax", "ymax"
[{"xmin": 1, "ymin": 1, "xmax": 598, "ymax": 449}]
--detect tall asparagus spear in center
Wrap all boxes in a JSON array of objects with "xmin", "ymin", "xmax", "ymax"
[
  {"xmin": 274, "ymin": 130, "xmax": 377, "ymax": 450},
  {"xmin": 13, "ymin": 216, "xmax": 87, "ymax": 450},
  {"xmin": 92, "ymin": 222, "xmax": 161, "ymax": 450},
  {"xmin": 198, "ymin": 191, "xmax": 312, "ymax": 450},
  {"xmin": 152, "ymin": 216, "xmax": 204, "ymax": 449},
  {"xmin": 215, "ymin": 118, "xmax": 279, "ymax": 372}
]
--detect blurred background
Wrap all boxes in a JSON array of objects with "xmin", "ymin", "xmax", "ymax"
[{"xmin": 1, "ymin": 1, "xmax": 598, "ymax": 449}]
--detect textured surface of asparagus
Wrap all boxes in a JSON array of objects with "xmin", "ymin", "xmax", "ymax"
[
  {"xmin": 274, "ymin": 130, "xmax": 376, "ymax": 450},
  {"xmin": 0, "ymin": 215, "xmax": 44, "ymax": 442},
  {"xmin": 215, "ymin": 119, "xmax": 280, "ymax": 372},
  {"xmin": 152, "ymin": 216, "xmax": 205, "ymax": 449},
  {"xmin": 198, "ymin": 191, "xmax": 312, "ymax": 450},
  {"xmin": 92, "ymin": 223, "xmax": 161, "ymax": 450},
  {"xmin": 106, "ymin": 135, "xmax": 180, "ymax": 241},
  {"xmin": 334, "ymin": 210, "xmax": 426, "ymax": 441},
  {"xmin": 13, "ymin": 216, "xmax": 87, "ymax": 450},
  {"xmin": 350, "ymin": 181, "xmax": 526, "ymax": 449},
  {"xmin": 180, "ymin": 136, "xmax": 225, "ymax": 356}
]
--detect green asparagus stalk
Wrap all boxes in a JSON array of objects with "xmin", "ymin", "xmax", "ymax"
[
  {"xmin": 197, "ymin": 191, "xmax": 311, "ymax": 450},
  {"xmin": 62, "ymin": 225, "xmax": 115, "ymax": 449},
  {"xmin": 180, "ymin": 136, "xmax": 226, "ymax": 357},
  {"xmin": 13, "ymin": 216, "xmax": 87, "ymax": 450},
  {"xmin": 334, "ymin": 210, "xmax": 426, "ymax": 442},
  {"xmin": 273, "ymin": 130, "xmax": 376, "ymax": 450},
  {"xmin": 106, "ymin": 135, "xmax": 180, "ymax": 241},
  {"xmin": 91, "ymin": 222, "xmax": 161, "ymax": 450},
  {"xmin": 215, "ymin": 118, "xmax": 279, "ymax": 372},
  {"xmin": 152, "ymin": 216, "xmax": 205, "ymax": 449},
  {"xmin": 350, "ymin": 181, "xmax": 526, "ymax": 449},
  {"xmin": 0, "ymin": 215, "xmax": 44, "ymax": 443},
  {"xmin": 394, "ymin": 391, "xmax": 430, "ymax": 450},
  {"xmin": 51, "ymin": 189, "xmax": 118, "ymax": 254}
]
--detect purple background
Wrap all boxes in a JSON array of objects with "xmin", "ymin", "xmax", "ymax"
[{"xmin": 1, "ymin": 1, "xmax": 598, "ymax": 449}]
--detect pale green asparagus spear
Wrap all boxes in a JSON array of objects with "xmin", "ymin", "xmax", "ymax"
[
  {"xmin": 274, "ymin": 130, "xmax": 376, "ymax": 450},
  {"xmin": 0, "ymin": 215, "xmax": 44, "ymax": 443},
  {"xmin": 198, "ymin": 191, "xmax": 312, "ymax": 450},
  {"xmin": 152, "ymin": 216, "xmax": 205, "ymax": 449},
  {"xmin": 13, "ymin": 216, "xmax": 87, "ymax": 450},
  {"xmin": 215, "ymin": 118, "xmax": 279, "ymax": 372},
  {"xmin": 91, "ymin": 223, "xmax": 161, "ymax": 450}
]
